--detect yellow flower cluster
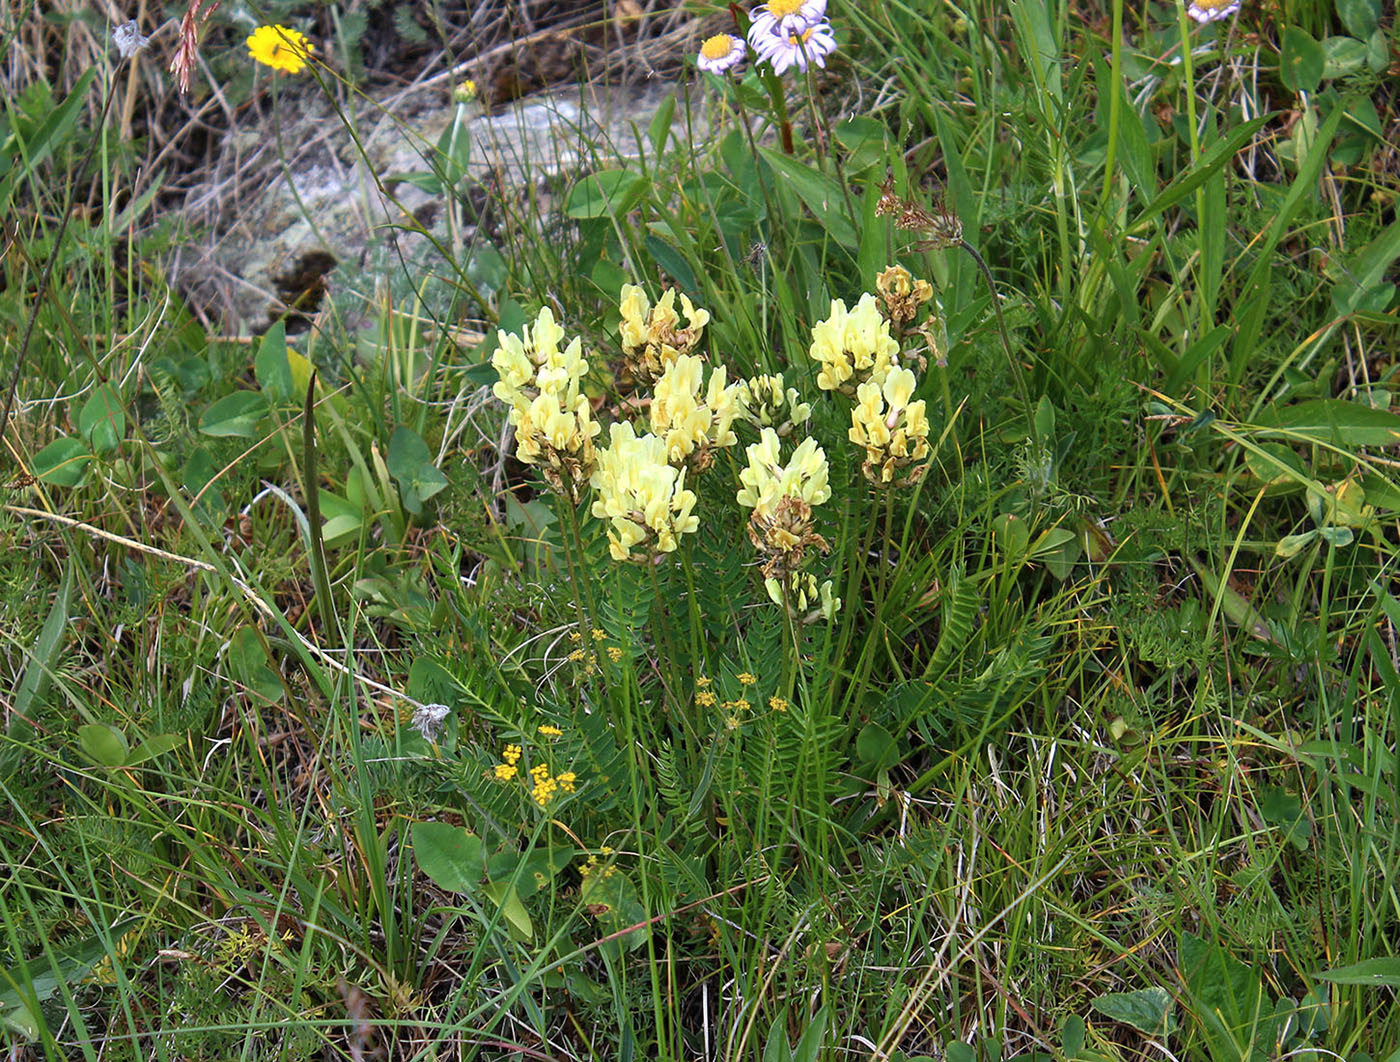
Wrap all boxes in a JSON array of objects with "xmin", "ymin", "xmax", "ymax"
[
  {"xmin": 529, "ymin": 762, "xmax": 577, "ymax": 807},
  {"xmin": 650, "ymin": 354, "xmax": 742, "ymax": 471},
  {"xmin": 618, "ymin": 284, "xmax": 711, "ymax": 385},
  {"xmin": 590, "ymin": 422, "xmax": 699, "ymax": 561},
  {"xmin": 579, "ymin": 846, "xmax": 617, "ymax": 880},
  {"xmin": 849, "ymin": 366, "xmax": 931, "ymax": 486},
  {"xmin": 734, "ymin": 373, "xmax": 812, "ymax": 436},
  {"xmin": 808, "ymin": 293, "xmax": 900, "ymax": 395},
  {"xmin": 494, "ymin": 743, "xmax": 523, "ymax": 780},
  {"xmin": 737, "ymin": 429, "xmax": 832, "ymax": 579},
  {"xmin": 491, "ymin": 307, "xmax": 601, "ymax": 498},
  {"xmin": 736, "ymin": 429, "xmax": 831, "ymax": 519}
]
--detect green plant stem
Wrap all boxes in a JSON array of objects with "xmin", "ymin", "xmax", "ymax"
[{"xmin": 957, "ymin": 238, "xmax": 1038, "ymax": 449}]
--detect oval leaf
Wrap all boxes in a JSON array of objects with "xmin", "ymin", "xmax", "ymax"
[
  {"xmin": 32, "ymin": 436, "xmax": 92, "ymax": 487},
  {"xmin": 78, "ymin": 723, "xmax": 129, "ymax": 767},
  {"xmin": 77, "ymin": 384, "xmax": 126, "ymax": 454},
  {"xmin": 412, "ymin": 821, "xmax": 484, "ymax": 894},
  {"xmin": 199, "ymin": 391, "xmax": 269, "ymax": 438}
]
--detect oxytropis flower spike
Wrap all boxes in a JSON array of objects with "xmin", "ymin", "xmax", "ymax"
[
  {"xmin": 809, "ymin": 293, "xmax": 900, "ymax": 395},
  {"xmin": 490, "ymin": 306, "xmax": 599, "ymax": 499},
  {"xmin": 650, "ymin": 354, "xmax": 742, "ymax": 472},
  {"xmin": 737, "ymin": 428, "xmax": 831, "ymax": 579},
  {"xmin": 618, "ymin": 284, "xmax": 710, "ymax": 387},
  {"xmin": 735, "ymin": 373, "xmax": 812, "ymax": 437},
  {"xmin": 849, "ymin": 366, "xmax": 931, "ymax": 487},
  {"xmin": 590, "ymin": 423, "xmax": 700, "ymax": 561}
]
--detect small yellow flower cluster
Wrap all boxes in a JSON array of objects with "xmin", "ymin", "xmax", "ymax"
[
  {"xmin": 734, "ymin": 373, "xmax": 812, "ymax": 437},
  {"xmin": 650, "ymin": 355, "xmax": 742, "ymax": 472},
  {"xmin": 618, "ymin": 284, "xmax": 711, "ymax": 385},
  {"xmin": 494, "ymin": 743, "xmax": 523, "ymax": 780},
  {"xmin": 764, "ymin": 570, "xmax": 841, "ymax": 622},
  {"xmin": 491, "ymin": 307, "xmax": 601, "ymax": 499},
  {"xmin": 849, "ymin": 366, "xmax": 931, "ymax": 487},
  {"xmin": 695, "ymin": 675, "xmax": 717, "ymax": 708},
  {"xmin": 737, "ymin": 429, "xmax": 832, "ymax": 579},
  {"xmin": 590, "ymin": 423, "xmax": 700, "ymax": 561},
  {"xmin": 492, "ymin": 740, "xmax": 578, "ymax": 806},
  {"xmin": 808, "ymin": 293, "xmax": 900, "ymax": 395},
  {"xmin": 528, "ymin": 763, "xmax": 576, "ymax": 807},
  {"xmin": 579, "ymin": 846, "xmax": 617, "ymax": 880},
  {"xmin": 537, "ymin": 724, "xmax": 563, "ymax": 737}
]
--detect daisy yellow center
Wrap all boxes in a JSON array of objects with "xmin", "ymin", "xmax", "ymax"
[
  {"xmin": 701, "ymin": 34, "xmax": 735, "ymax": 59},
  {"xmin": 787, "ymin": 27, "xmax": 816, "ymax": 45},
  {"xmin": 768, "ymin": 0, "xmax": 805, "ymax": 14}
]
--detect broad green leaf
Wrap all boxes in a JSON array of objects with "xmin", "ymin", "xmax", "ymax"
[
  {"xmin": 1253, "ymin": 399, "xmax": 1400, "ymax": 447},
  {"xmin": 1321, "ymin": 36, "xmax": 1369, "ymax": 79},
  {"xmin": 0, "ymin": 68, "xmax": 96, "ymax": 211},
  {"xmin": 77, "ymin": 384, "xmax": 125, "ymax": 453},
  {"xmin": 1313, "ymin": 957, "xmax": 1400, "ymax": 985},
  {"xmin": 387, "ymin": 425, "xmax": 449, "ymax": 515},
  {"xmin": 763, "ymin": 1018, "xmax": 794, "ymax": 1062},
  {"xmin": 253, "ymin": 321, "xmax": 293, "ymax": 403},
  {"xmin": 1180, "ymin": 932, "xmax": 1278, "ymax": 1062},
  {"xmin": 198, "ymin": 391, "xmax": 269, "ymax": 438},
  {"xmin": 1276, "ymin": 530, "xmax": 1318, "ymax": 558},
  {"xmin": 1280, "ymin": 27, "xmax": 1325, "ymax": 94},
  {"xmin": 1092, "ymin": 987, "xmax": 1177, "ymax": 1036},
  {"xmin": 31, "ymin": 436, "xmax": 92, "ymax": 487},
  {"xmin": 411, "ymin": 821, "xmax": 484, "ymax": 894},
  {"xmin": 77, "ymin": 723, "xmax": 129, "ymax": 767},
  {"xmin": 483, "ymin": 881, "xmax": 533, "ymax": 939},
  {"xmin": 1335, "ymin": 0, "xmax": 1379, "ymax": 38},
  {"xmin": 856, "ymin": 722, "xmax": 900, "ymax": 771},
  {"xmin": 226, "ymin": 626, "xmax": 283, "ymax": 703},
  {"xmin": 127, "ymin": 733, "xmax": 184, "ymax": 766},
  {"xmin": 565, "ymin": 168, "xmax": 647, "ymax": 219},
  {"xmin": 1331, "ymin": 220, "xmax": 1400, "ymax": 315},
  {"xmin": 758, "ymin": 147, "xmax": 857, "ymax": 248}
]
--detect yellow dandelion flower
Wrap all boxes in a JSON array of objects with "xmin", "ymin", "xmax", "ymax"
[{"xmin": 246, "ymin": 25, "xmax": 314, "ymax": 74}]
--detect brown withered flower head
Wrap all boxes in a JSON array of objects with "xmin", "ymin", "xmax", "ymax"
[
  {"xmin": 875, "ymin": 264, "xmax": 934, "ymax": 327},
  {"xmin": 875, "ymin": 175, "xmax": 963, "ymax": 251},
  {"xmin": 747, "ymin": 494, "xmax": 830, "ymax": 581}
]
